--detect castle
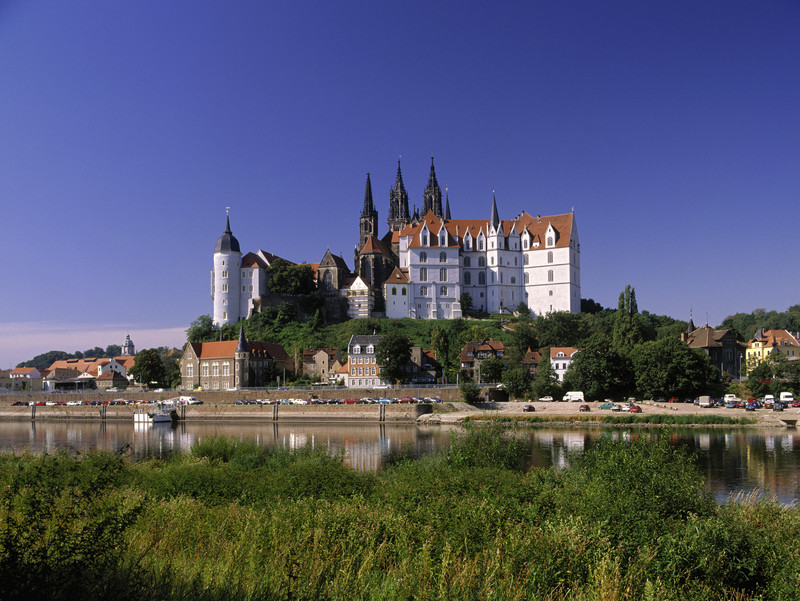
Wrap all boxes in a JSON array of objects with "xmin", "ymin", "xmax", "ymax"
[{"xmin": 211, "ymin": 158, "xmax": 580, "ymax": 326}]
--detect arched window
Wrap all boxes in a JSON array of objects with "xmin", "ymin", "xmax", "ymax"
[
  {"xmin": 524, "ymin": 254, "xmax": 529, "ymax": 265},
  {"xmin": 391, "ymin": 287, "xmax": 397, "ymax": 296},
  {"xmin": 490, "ymin": 256, "xmax": 495, "ymax": 265},
  {"xmin": 439, "ymin": 268, "xmax": 447, "ymax": 282},
  {"xmin": 464, "ymin": 272, "xmax": 471, "ymax": 285},
  {"xmin": 420, "ymin": 286, "xmax": 427, "ymax": 296},
  {"xmin": 419, "ymin": 268, "xmax": 427, "ymax": 281},
  {"xmin": 547, "ymin": 236, "xmax": 553, "ymax": 246},
  {"xmin": 478, "ymin": 257, "xmax": 486, "ymax": 267},
  {"xmin": 478, "ymin": 272, "xmax": 486, "ymax": 285},
  {"xmin": 439, "ymin": 251, "xmax": 446, "ymax": 262},
  {"xmin": 401, "ymin": 288, "xmax": 406, "ymax": 296},
  {"xmin": 323, "ymin": 271, "xmax": 333, "ymax": 291},
  {"xmin": 478, "ymin": 239, "xmax": 484, "ymax": 251},
  {"xmin": 510, "ymin": 276, "xmax": 516, "ymax": 284},
  {"xmin": 420, "ymin": 251, "xmax": 427, "ymax": 263},
  {"xmin": 548, "ymin": 270, "xmax": 554, "ymax": 282},
  {"xmin": 464, "ymin": 256, "xmax": 471, "ymax": 267},
  {"xmin": 440, "ymin": 286, "xmax": 447, "ymax": 296},
  {"xmin": 547, "ymin": 251, "xmax": 553, "ymax": 264}
]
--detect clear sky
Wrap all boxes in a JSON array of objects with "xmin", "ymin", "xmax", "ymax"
[{"xmin": 1, "ymin": 1, "xmax": 798, "ymax": 369}]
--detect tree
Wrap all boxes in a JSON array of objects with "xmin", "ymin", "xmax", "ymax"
[
  {"xmin": 630, "ymin": 337, "xmax": 719, "ymax": 400},
  {"xmin": 533, "ymin": 349, "xmax": 561, "ymax": 400},
  {"xmin": 535, "ymin": 311, "xmax": 596, "ymax": 347},
  {"xmin": 502, "ymin": 367, "xmax": 532, "ymax": 400},
  {"xmin": 563, "ymin": 332, "xmax": 633, "ymax": 400},
  {"xmin": 186, "ymin": 315, "xmax": 216, "ymax": 343},
  {"xmin": 160, "ymin": 350, "xmax": 181, "ymax": 389},
  {"xmin": 105, "ymin": 344, "xmax": 121, "ymax": 357},
  {"xmin": 612, "ymin": 285, "xmax": 643, "ymax": 353},
  {"xmin": 459, "ymin": 292, "xmax": 473, "ymax": 316},
  {"xmin": 460, "ymin": 380, "xmax": 481, "ymax": 404},
  {"xmin": 130, "ymin": 348, "xmax": 166, "ymax": 388},
  {"xmin": 746, "ymin": 353, "xmax": 798, "ymax": 398},
  {"xmin": 478, "ymin": 357, "xmax": 504, "ymax": 384},
  {"xmin": 506, "ymin": 320, "xmax": 538, "ymax": 366},
  {"xmin": 267, "ymin": 258, "xmax": 317, "ymax": 295},
  {"xmin": 375, "ymin": 331, "xmax": 412, "ymax": 385}
]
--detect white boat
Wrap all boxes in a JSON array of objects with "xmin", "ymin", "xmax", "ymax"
[{"xmin": 134, "ymin": 401, "xmax": 178, "ymax": 424}]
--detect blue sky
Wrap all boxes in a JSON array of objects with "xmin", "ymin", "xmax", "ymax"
[{"xmin": 1, "ymin": 1, "xmax": 798, "ymax": 368}]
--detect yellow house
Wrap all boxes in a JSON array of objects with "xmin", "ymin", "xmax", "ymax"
[{"xmin": 745, "ymin": 329, "xmax": 800, "ymax": 374}]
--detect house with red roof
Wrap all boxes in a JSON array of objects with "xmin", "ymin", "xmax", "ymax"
[{"xmin": 9, "ymin": 367, "xmax": 43, "ymax": 391}]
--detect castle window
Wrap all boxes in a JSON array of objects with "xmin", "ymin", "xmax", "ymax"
[
  {"xmin": 524, "ymin": 254, "xmax": 529, "ymax": 265},
  {"xmin": 222, "ymin": 270, "xmax": 228, "ymax": 278},
  {"xmin": 440, "ymin": 286, "xmax": 447, "ymax": 296},
  {"xmin": 420, "ymin": 251, "xmax": 427, "ymax": 263},
  {"xmin": 479, "ymin": 273, "xmax": 486, "ymax": 285},
  {"xmin": 478, "ymin": 257, "xmax": 485, "ymax": 267},
  {"xmin": 524, "ymin": 273, "xmax": 529, "ymax": 284},
  {"xmin": 547, "ymin": 237, "xmax": 554, "ymax": 247},
  {"xmin": 222, "ymin": 311, "xmax": 227, "ymax": 320},
  {"xmin": 478, "ymin": 239, "xmax": 484, "ymax": 251},
  {"xmin": 420, "ymin": 286, "xmax": 427, "ymax": 296},
  {"xmin": 523, "ymin": 237, "xmax": 529, "ymax": 250},
  {"xmin": 548, "ymin": 251, "xmax": 553, "ymax": 264},
  {"xmin": 490, "ymin": 257, "xmax": 494, "ymax": 265},
  {"xmin": 511, "ymin": 277, "xmax": 516, "ymax": 284},
  {"xmin": 222, "ymin": 284, "xmax": 228, "ymax": 293},
  {"xmin": 421, "ymin": 233, "xmax": 428, "ymax": 246},
  {"xmin": 391, "ymin": 287, "xmax": 397, "ymax": 296},
  {"xmin": 242, "ymin": 286, "xmax": 246, "ymax": 293},
  {"xmin": 464, "ymin": 272, "xmax": 471, "ymax": 285},
  {"xmin": 402, "ymin": 288, "xmax": 406, "ymax": 296},
  {"xmin": 439, "ymin": 252, "xmax": 446, "ymax": 263},
  {"xmin": 464, "ymin": 256, "xmax": 471, "ymax": 267},
  {"xmin": 420, "ymin": 268, "xmax": 427, "ymax": 282},
  {"xmin": 548, "ymin": 270, "xmax": 554, "ymax": 282},
  {"xmin": 514, "ymin": 257, "xmax": 517, "ymax": 266},
  {"xmin": 440, "ymin": 268, "xmax": 447, "ymax": 282},
  {"xmin": 439, "ymin": 232, "xmax": 446, "ymax": 246}
]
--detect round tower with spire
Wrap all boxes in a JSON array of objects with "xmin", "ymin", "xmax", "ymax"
[{"xmin": 212, "ymin": 211, "xmax": 242, "ymax": 327}]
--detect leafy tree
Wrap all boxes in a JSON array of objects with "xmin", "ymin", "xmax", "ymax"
[
  {"xmin": 82, "ymin": 346, "xmax": 106, "ymax": 358},
  {"xmin": 630, "ymin": 337, "xmax": 719, "ymax": 400},
  {"xmin": 130, "ymin": 348, "xmax": 166, "ymax": 388},
  {"xmin": 581, "ymin": 298, "xmax": 605, "ymax": 314},
  {"xmin": 478, "ymin": 356, "xmax": 504, "ymax": 384},
  {"xmin": 276, "ymin": 302, "xmax": 296, "ymax": 325},
  {"xmin": 16, "ymin": 350, "xmax": 73, "ymax": 370},
  {"xmin": 160, "ymin": 350, "xmax": 181, "ymax": 389},
  {"xmin": 515, "ymin": 301, "xmax": 530, "ymax": 317},
  {"xmin": 459, "ymin": 292, "xmax": 473, "ymax": 316},
  {"xmin": 746, "ymin": 353, "xmax": 798, "ymax": 398},
  {"xmin": 430, "ymin": 324, "xmax": 454, "ymax": 381},
  {"xmin": 375, "ymin": 331, "xmax": 412, "ymax": 384},
  {"xmin": 563, "ymin": 332, "xmax": 633, "ymax": 400},
  {"xmin": 532, "ymin": 349, "xmax": 561, "ymax": 399},
  {"xmin": 612, "ymin": 285, "xmax": 643, "ymax": 353},
  {"xmin": 186, "ymin": 315, "xmax": 217, "ymax": 343},
  {"xmin": 105, "ymin": 344, "xmax": 122, "ymax": 357},
  {"xmin": 267, "ymin": 258, "xmax": 317, "ymax": 295},
  {"xmin": 501, "ymin": 367, "xmax": 532, "ymax": 400},
  {"xmin": 505, "ymin": 320, "xmax": 538, "ymax": 366},
  {"xmin": 459, "ymin": 380, "xmax": 481, "ymax": 404},
  {"xmin": 535, "ymin": 311, "xmax": 598, "ymax": 347}
]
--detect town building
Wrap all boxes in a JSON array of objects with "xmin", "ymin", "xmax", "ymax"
[
  {"xmin": 521, "ymin": 348, "xmax": 542, "ymax": 377},
  {"xmin": 745, "ymin": 329, "xmax": 800, "ymax": 374},
  {"xmin": 9, "ymin": 367, "xmax": 43, "ymax": 391},
  {"xmin": 459, "ymin": 339, "xmax": 507, "ymax": 382},
  {"xmin": 210, "ymin": 158, "xmax": 581, "ymax": 325},
  {"xmin": 302, "ymin": 347, "xmax": 343, "ymax": 381},
  {"xmin": 549, "ymin": 347, "xmax": 579, "ymax": 382},
  {"xmin": 180, "ymin": 326, "xmax": 293, "ymax": 390},
  {"xmin": 681, "ymin": 321, "xmax": 745, "ymax": 378},
  {"xmin": 346, "ymin": 335, "xmax": 385, "ymax": 388}
]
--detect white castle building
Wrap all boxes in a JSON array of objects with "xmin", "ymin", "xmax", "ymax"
[{"xmin": 211, "ymin": 160, "xmax": 581, "ymax": 326}]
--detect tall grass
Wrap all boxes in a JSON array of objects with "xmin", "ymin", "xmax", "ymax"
[{"xmin": 0, "ymin": 431, "xmax": 798, "ymax": 600}]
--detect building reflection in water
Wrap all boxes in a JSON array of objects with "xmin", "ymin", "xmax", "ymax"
[{"xmin": 0, "ymin": 422, "xmax": 799, "ymax": 505}]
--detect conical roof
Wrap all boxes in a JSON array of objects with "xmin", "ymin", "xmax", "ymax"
[{"xmin": 215, "ymin": 215, "xmax": 241, "ymax": 253}]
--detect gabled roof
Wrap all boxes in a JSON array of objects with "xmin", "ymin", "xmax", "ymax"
[
  {"xmin": 47, "ymin": 357, "xmax": 112, "ymax": 377},
  {"xmin": 358, "ymin": 235, "xmax": 393, "ymax": 258},
  {"xmin": 241, "ymin": 252, "xmax": 270, "ymax": 269},
  {"xmin": 749, "ymin": 329, "xmax": 800, "ymax": 348},
  {"xmin": 320, "ymin": 250, "xmax": 350, "ymax": 271},
  {"xmin": 384, "ymin": 267, "xmax": 409, "ymax": 285},
  {"xmin": 550, "ymin": 347, "xmax": 579, "ymax": 358},
  {"xmin": 516, "ymin": 212, "xmax": 575, "ymax": 249},
  {"xmin": 522, "ymin": 348, "xmax": 542, "ymax": 365},
  {"xmin": 10, "ymin": 367, "xmax": 38, "ymax": 375},
  {"xmin": 189, "ymin": 340, "xmax": 290, "ymax": 361}
]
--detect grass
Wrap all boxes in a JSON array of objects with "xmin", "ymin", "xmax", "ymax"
[{"xmin": 0, "ymin": 430, "xmax": 797, "ymax": 600}]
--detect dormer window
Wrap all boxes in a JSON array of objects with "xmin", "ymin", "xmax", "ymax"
[
  {"xmin": 353, "ymin": 345, "xmax": 361, "ymax": 354},
  {"xmin": 366, "ymin": 345, "xmax": 374, "ymax": 354},
  {"xmin": 439, "ymin": 231, "xmax": 447, "ymax": 246}
]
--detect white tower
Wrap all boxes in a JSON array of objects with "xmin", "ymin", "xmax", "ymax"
[{"xmin": 212, "ymin": 212, "xmax": 242, "ymax": 326}]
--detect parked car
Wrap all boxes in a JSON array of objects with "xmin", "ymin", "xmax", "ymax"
[
  {"xmin": 598, "ymin": 402, "xmax": 615, "ymax": 410},
  {"xmin": 578, "ymin": 404, "xmax": 590, "ymax": 412},
  {"xmin": 611, "ymin": 404, "xmax": 623, "ymax": 412},
  {"xmin": 629, "ymin": 405, "xmax": 642, "ymax": 413},
  {"xmin": 539, "ymin": 396, "xmax": 554, "ymax": 402},
  {"xmin": 522, "ymin": 405, "xmax": 535, "ymax": 412}
]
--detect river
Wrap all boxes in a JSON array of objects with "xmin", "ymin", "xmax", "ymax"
[{"xmin": 0, "ymin": 420, "xmax": 797, "ymax": 505}]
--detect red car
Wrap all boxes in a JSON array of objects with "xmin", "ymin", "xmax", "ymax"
[
  {"xmin": 578, "ymin": 404, "xmax": 590, "ymax": 412},
  {"xmin": 629, "ymin": 405, "xmax": 642, "ymax": 413}
]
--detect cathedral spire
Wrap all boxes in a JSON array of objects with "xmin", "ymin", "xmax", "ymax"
[
  {"xmin": 236, "ymin": 324, "xmax": 247, "ymax": 353},
  {"xmin": 490, "ymin": 192, "xmax": 499, "ymax": 230},
  {"xmin": 388, "ymin": 158, "xmax": 410, "ymax": 231},
  {"xmin": 444, "ymin": 189, "xmax": 451, "ymax": 220},
  {"xmin": 423, "ymin": 156, "xmax": 443, "ymax": 217},
  {"xmin": 362, "ymin": 172, "xmax": 375, "ymax": 216}
]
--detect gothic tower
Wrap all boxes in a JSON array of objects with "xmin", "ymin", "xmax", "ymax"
[
  {"xmin": 359, "ymin": 173, "xmax": 378, "ymax": 249},
  {"xmin": 422, "ymin": 156, "xmax": 443, "ymax": 218},
  {"xmin": 387, "ymin": 160, "xmax": 410, "ymax": 231}
]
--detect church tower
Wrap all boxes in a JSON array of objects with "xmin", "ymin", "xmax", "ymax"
[
  {"xmin": 121, "ymin": 334, "xmax": 135, "ymax": 356},
  {"xmin": 387, "ymin": 160, "xmax": 410, "ymax": 231},
  {"xmin": 359, "ymin": 173, "xmax": 378, "ymax": 249},
  {"xmin": 212, "ymin": 212, "xmax": 242, "ymax": 327},
  {"xmin": 422, "ymin": 156, "xmax": 443, "ymax": 218}
]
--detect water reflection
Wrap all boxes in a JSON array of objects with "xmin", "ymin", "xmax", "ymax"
[{"xmin": 0, "ymin": 421, "xmax": 799, "ymax": 505}]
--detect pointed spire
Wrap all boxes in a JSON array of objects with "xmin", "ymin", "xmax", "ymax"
[
  {"xmin": 444, "ymin": 189, "xmax": 451, "ymax": 220},
  {"xmin": 394, "ymin": 159, "xmax": 406, "ymax": 192},
  {"xmin": 362, "ymin": 173, "xmax": 375, "ymax": 216},
  {"xmin": 490, "ymin": 192, "xmax": 499, "ymax": 230},
  {"xmin": 236, "ymin": 324, "xmax": 247, "ymax": 353},
  {"xmin": 423, "ymin": 156, "xmax": 443, "ymax": 217}
]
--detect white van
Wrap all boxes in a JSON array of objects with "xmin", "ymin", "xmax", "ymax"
[
  {"xmin": 562, "ymin": 391, "xmax": 585, "ymax": 402},
  {"xmin": 780, "ymin": 392, "xmax": 795, "ymax": 403},
  {"xmin": 698, "ymin": 395, "xmax": 712, "ymax": 408}
]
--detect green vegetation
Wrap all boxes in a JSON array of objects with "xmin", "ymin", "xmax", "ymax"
[
  {"xmin": 0, "ymin": 430, "xmax": 798, "ymax": 600},
  {"xmin": 601, "ymin": 414, "xmax": 757, "ymax": 425}
]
